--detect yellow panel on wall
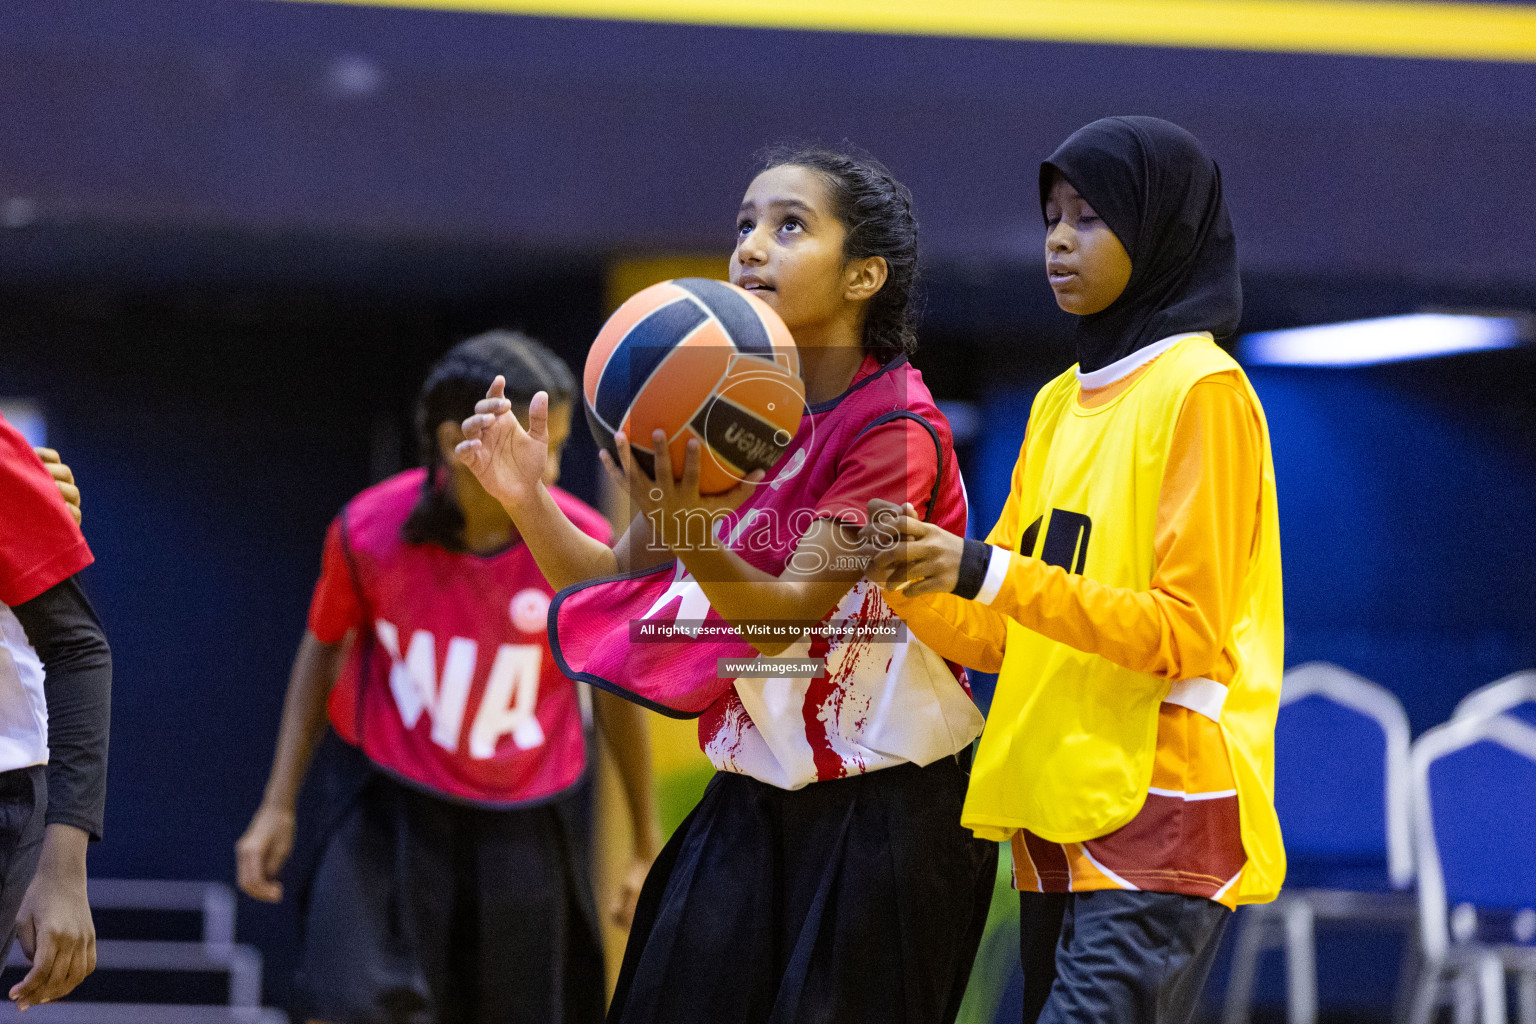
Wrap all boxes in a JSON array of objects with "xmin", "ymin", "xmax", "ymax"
[{"xmin": 606, "ymin": 253, "xmax": 728, "ymax": 313}]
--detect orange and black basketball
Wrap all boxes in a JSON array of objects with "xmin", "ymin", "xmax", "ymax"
[{"xmin": 583, "ymin": 278, "xmax": 805, "ymax": 495}]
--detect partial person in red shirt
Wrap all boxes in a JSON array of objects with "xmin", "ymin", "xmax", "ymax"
[
  {"xmin": 235, "ymin": 332, "xmax": 659, "ymax": 1024},
  {"xmin": 0, "ymin": 420, "xmax": 111, "ymax": 1011}
]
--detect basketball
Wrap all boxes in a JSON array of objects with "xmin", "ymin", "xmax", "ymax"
[{"xmin": 583, "ymin": 277, "xmax": 805, "ymax": 495}]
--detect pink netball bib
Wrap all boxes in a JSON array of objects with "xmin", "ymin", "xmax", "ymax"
[
  {"xmin": 329, "ymin": 471, "xmax": 610, "ymax": 805},
  {"xmin": 552, "ymin": 356, "xmax": 984, "ymax": 789}
]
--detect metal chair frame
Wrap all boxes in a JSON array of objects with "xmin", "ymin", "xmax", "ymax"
[
  {"xmin": 1454, "ymin": 670, "xmax": 1536, "ymax": 724},
  {"xmin": 1223, "ymin": 662, "xmax": 1416, "ymax": 1024},
  {"xmin": 1409, "ymin": 713, "xmax": 1536, "ymax": 1024}
]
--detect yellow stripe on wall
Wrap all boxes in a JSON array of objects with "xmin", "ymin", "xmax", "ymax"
[{"xmin": 271, "ymin": 0, "xmax": 1536, "ymax": 63}]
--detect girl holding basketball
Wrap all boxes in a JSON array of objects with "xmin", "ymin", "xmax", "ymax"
[
  {"xmin": 236, "ymin": 332, "xmax": 660, "ymax": 1024},
  {"xmin": 456, "ymin": 148, "xmax": 996, "ymax": 1024}
]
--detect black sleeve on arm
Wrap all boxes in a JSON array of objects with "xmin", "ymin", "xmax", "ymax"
[
  {"xmin": 952, "ymin": 539, "xmax": 992, "ymax": 602},
  {"xmin": 9, "ymin": 575, "xmax": 111, "ymax": 840}
]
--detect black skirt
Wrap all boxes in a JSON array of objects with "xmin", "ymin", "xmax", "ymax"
[
  {"xmin": 610, "ymin": 756, "xmax": 997, "ymax": 1024},
  {"xmin": 293, "ymin": 735, "xmax": 605, "ymax": 1024}
]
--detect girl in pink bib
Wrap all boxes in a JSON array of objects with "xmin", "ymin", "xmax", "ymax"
[
  {"xmin": 238, "ymin": 332, "xmax": 659, "ymax": 1024},
  {"xmin": 458, "ymin": 147, "xmax": 995, "ymax": 1024}
]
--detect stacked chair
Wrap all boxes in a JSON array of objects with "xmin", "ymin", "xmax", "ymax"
[
  {"xmin": 1453, "ymin": 670, "xmax": 1536, "ymax": 727},
  {"xmin": 4, "ymin": 878, "xmax": 285, "ymax": 1022},
  {"xmin": 1221, "ymin": 663, "xmax": 1536, "ymax": 1024},
  {"xmin": 1408, "ymin": 679, "xmax": 1536, "ymax": 1024},
  {"xmin": 1223, "ymin": 662, "xmax": 1418, "ymax": 1024}
]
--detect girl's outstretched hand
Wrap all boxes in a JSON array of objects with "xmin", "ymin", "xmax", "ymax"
[
  {"xmin": 455, "ymin": 376, "xmax": 549, "ymax": 510},
  {"xmin": 859, "ymin": 498, "xmax": 966, "ymax": 597}
]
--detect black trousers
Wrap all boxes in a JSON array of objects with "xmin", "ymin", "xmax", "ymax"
[
  {"xmin": 294, "ymin": 739, "xmax": 604, "ymax": 1024},
  {"xmin": 1022, "ymin": 889, "xmax": 1230, "ymax": 1024},
  {"xmin": 611, "ymin": 757, "xmax": 998, "ymax": 1024},
  {"xmin": 0, "ymin": 766, "xmax": 47, "ymax": 953}
]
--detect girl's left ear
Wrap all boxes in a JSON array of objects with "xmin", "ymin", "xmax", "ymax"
[{"xmin": 844, "ymin": 255, "xmax": 889, "ymax": 302}]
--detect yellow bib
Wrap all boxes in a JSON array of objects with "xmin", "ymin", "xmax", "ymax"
[{"xmin": 963, "ymin": 334, "xmax": 1287, "ymax": 905}]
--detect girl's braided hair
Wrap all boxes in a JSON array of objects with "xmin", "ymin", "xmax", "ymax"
[
  {"xmin": 759, "ymin": 144, "xmax": 920, "ymax": 362},
  {"xmin": 401, "ymin": 330, "xmax": 574, "ymax": 550}
]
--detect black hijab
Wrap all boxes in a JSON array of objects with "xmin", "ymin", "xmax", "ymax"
[{"xmin": 1040, "ymin": 116, "xmax": 1242, "ymax": 373}]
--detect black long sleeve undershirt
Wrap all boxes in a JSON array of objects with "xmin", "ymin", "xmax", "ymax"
[{"xmin": 9, "ymin": 575, "xmax": 111, "ymax": 840}]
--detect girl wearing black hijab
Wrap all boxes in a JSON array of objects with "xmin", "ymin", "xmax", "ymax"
[{"xmin": 862, "ymin": 117, "xmax": 1287, "ymax": 1024}]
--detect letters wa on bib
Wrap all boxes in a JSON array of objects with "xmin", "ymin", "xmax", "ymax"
[{"xmin": 311, "ymin": 471, "xmax": 611, "ymax": 804}]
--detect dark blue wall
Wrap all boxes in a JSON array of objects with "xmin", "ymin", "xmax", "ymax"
[{"xmin": 1252, "ymin": 354, "xmax": 1536, "ymax": 729}]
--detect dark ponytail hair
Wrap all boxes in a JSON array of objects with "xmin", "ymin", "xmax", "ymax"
[
  {"xmin": 401, "ymin": 330, "xmax": 575, "ymax": 550},
  {"xmin": 759, "ymin": 144, "xmax": 920, "ymax": 362}
]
